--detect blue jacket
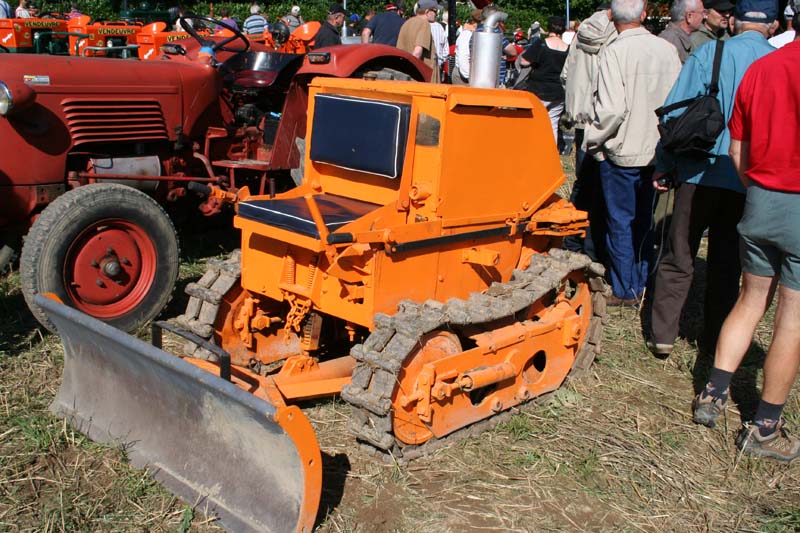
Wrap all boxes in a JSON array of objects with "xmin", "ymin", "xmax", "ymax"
[{"xmin": 655, "ymin": 31, "xmax": 774, "ymax": 192}]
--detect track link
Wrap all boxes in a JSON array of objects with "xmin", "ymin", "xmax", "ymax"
[
  {"xmin": 173, "ymin": 250, "xmax": 241, "ymax": 359},
  {"xmin": 340, "ymin": 249, "xmax": 609, "ymax": 461}
]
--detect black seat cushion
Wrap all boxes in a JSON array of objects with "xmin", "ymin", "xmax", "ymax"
[
  {"xmin": 309, "ymin": 94, "xmax": 410, "ymax": 179},
  {"xmin": 238, "ymin": 194, "xmax": 379, "ymax": 238}
]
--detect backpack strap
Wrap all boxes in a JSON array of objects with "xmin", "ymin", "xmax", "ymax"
[
  {"xmin": 656, "ymin": 39, "xmax": 725, "ymax": 117},
  {"xmin": 656, "ymin": 96, "xmax": 697, "ymax": 117},
  {"xmin": 709, "ymin": 39, "xmax": 724, "ymax": 97}
]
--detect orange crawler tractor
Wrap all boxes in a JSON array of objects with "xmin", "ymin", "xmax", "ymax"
[{"xmin": 38, "ymin": 77, "xmax": 608, "ymax": 532}]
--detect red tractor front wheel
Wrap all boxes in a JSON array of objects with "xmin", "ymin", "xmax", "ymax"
[{"xmin": 21, "ymin": 183, "xmax": 179, "ymax": 333}]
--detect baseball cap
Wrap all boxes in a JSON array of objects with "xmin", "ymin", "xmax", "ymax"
[
  {"xmin": 349, "ymin": 13, "xmax": 360, "ymax": 22},
  {"xmin": 328, "ymin": 3, "xmax": 346, "ymax": 15},
  {"xmin": 385, "ymin": 3, "xmax": 399, "ymax": 10},
  {"xmin": 784, "ymin": 3, "xmax": 795, "ymax": 17},
  {"xmin": 702, "ymin": 0, "xmax": 735, "ymax": 11},
  {"xmin": 291, "ymin": 5, "xmax": 300, "ymax": 16},
  {"xmin": 734, "ymin": 0, "xmax": 778, "ymax": 22},
  {"xmin": 418, "ymin": 0, "xmax": 439, "ymax": 11}
]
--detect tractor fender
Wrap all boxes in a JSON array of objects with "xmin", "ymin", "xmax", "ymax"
[{"xmin": 297, "ymin": 44, "xmax": 432, "ymax": 82}]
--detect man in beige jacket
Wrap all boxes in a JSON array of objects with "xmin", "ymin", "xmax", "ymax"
[{"xmin": 585, "ymin": 0, "xmax": 681, "ymax": 305}]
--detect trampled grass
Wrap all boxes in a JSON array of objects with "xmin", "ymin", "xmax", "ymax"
[{"xmin": 1, "ymin": 160, "xmax": 798, "ymax": 531}]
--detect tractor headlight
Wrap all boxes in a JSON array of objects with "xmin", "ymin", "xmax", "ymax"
[
  {"xmin": 0, "ymin": 81, "xmax": 36, "ymax": 117},
  {"xmin": 0, "ymin": 82, "xmax": 11, "ymax": 116}
]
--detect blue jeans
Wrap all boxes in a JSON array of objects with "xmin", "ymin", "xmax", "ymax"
[{"xmin": 599, "ymin": 160, "xmax": 655, "ymax": 299}]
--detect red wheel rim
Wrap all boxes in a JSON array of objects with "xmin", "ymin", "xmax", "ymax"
[{"xmin": 64, "ymin": 218, "xmax": 157, "ymax": 319}]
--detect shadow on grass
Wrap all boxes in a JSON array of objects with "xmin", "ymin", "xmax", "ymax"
[
  {"xmin": 316, "ymin": 452, "xmax": 351, "ymax": 527},
  {"xmin": 641, "ymin": 250, "xmax": 767, "ymax": 421},
  {"xmin": 172, "ymin": 207, "xmax": 240, "ymax": 264},
  {"xmin": 0, "ymin": 289, "xmax": 44, "ymax": 355},
  {"xmin": 155, "ymin": 205, "xmax": 240, "ymax": 322}
]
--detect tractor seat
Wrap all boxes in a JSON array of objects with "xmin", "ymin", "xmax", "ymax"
[{"xmin": 238, "ymin": 194, "xmax": 379, "ymax": 239}]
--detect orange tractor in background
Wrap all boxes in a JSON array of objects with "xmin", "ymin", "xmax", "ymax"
[
  {"xmin": 0, "ymin": 16, "xmax": 70, "ymax": 53},
  {"xmin": 135, "ymin": 18, "xmax": 322, "ymax": 60},
  {"xmin": 66, "ymin": 15, "xmax": 142, "ymax": 57},
  {"xmin": 0, "ymin": 14, "xmax": 320, "ymax": 58},
  {"xmin": 38, "ymin": 77, "xmax": 608, "ymax": 532},
  {"xmin": 0, "ymin": 15, "xmax": 144, "ymax": 57}
]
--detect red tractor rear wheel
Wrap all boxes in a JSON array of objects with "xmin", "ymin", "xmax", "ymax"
[{"xmin": 21, "ymin": 183, "xmax": 179, "ymax": 333}]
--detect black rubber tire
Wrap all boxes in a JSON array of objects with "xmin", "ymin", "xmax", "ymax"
[{"xmin": 20, "ymin": 183, "xmax": 180, "ymax": 333}]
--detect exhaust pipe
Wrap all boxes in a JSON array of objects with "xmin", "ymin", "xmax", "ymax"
[{"xmin": 469, "ymin": 10, "xmax": 508, "ymax": 89}]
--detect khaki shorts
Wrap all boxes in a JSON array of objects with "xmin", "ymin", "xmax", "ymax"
[{"xmin": 738, "ymin": 184, "xmax": 800, "ymax": 291}]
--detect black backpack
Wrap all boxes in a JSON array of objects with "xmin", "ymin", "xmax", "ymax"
[{"xmin": 655, "ymin": 40, "xmax": 726, "ymax": 159}]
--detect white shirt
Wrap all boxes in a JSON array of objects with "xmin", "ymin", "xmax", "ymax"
[
  {"xmin": 174, "ymin": 17, "xmax": 193, "ymax": 32},
  {"xmin": 768, "ymin": 30, "xmax": 795, "ymax": 49},
  {"xmin": 430, "ymin": 22, "xmax": 448, "ymax": 66},
  {"xmin": 455, "ymin": 28, "xmax": 473, "ymax": 78},
  {"xmin": 15, "ymin": 6, "xmax": 31, "ymax": 17},
  {"xmin": 562, "ymin": 30, "xmax": 575, "ymax": 45}
]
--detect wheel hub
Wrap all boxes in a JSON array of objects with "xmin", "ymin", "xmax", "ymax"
[
  {"xmin": 65, "ymin": 220, "xmax": 155, "ymax": 317},
  {"xmin": 100, "ymin": 254, "xmax": 122, "ymax": 278}
]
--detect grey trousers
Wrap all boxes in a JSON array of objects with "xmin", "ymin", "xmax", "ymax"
[{"xmin": 648, "ymin": 183, "xmax": 745, "ymax": 350}]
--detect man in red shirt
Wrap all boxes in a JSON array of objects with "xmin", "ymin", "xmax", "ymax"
[{"xmin": 692, "ymin": 17, "xmax": 800, "ymax": 462}]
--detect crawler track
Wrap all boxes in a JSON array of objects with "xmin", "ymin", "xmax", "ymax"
[
  {"xmin": 173, "ymin": 250, "xmax": 241, "ymax": 359},
  {"xmin": 341, "ymin": 249, "xmax": 608, "ymax": 461}
]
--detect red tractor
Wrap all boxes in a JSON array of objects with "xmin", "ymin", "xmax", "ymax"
[{"xmin": 0, "ymin": 15, "xmax": 431, "ymax": 332}]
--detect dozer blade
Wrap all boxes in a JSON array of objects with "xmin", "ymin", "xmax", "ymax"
[{"xmin": 35, "ymin": 295, "xmax": 321, "ymax": 533}]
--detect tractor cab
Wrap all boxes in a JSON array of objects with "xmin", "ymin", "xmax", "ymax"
[{"xmin": 232, "ymin": 77, "xmax": 573, "ymax": 329}]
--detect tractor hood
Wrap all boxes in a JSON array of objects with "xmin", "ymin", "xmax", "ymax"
[{"xmin": 0, "ymin": 54, "xmax": 223, "ymax": 143}]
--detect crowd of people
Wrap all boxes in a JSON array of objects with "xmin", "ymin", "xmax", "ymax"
[{"xmin": 565, "ymin": 0, "xmax": 800, "ymax": 463}]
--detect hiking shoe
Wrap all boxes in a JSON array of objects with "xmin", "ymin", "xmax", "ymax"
[
  {"xmin": 692, "ymin": 391, "xmax": 726, "ymax": 428},
  {"xmin": 736, "ymin": 421, "xmax": 800, "ymax": 463},
  {"xmin": 646, "ymin": 339, "xmax": 673, "ymax": 358}
]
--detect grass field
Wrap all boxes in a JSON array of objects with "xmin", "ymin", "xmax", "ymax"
[{"xmin": 1, "ymin": 160, "xmax": 799, "ymax": 532}]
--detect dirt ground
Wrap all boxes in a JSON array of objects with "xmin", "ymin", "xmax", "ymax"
[{"xmin": 1, "ymin": 158, "xmax": 799, "ymax": 532}]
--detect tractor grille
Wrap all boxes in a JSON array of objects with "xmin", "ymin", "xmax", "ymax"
[{"xmin": 62, "ymin": 99, "xmax": 169, "ymax": 145}]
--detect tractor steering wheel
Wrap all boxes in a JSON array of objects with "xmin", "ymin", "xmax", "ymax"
[{"xmin": 178, "ymin": 15, "xmax": 250, "ymax": 54}]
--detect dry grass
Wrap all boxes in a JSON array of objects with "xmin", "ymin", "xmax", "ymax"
[{"xmin": 1, "ymin": 160, "xmax": 799, "ymax": 531}]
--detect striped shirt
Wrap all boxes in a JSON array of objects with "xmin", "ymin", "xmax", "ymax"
[{"xmin": 243, "ymin": 14, "xmax": 268, "ymax": 35}]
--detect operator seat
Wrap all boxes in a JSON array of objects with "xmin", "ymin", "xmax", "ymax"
[{"xmin": 237, "ymin": 94, "xmax": 410, "ymax": 239}]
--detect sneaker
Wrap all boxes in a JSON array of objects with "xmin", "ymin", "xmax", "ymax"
[
  {"xmin": 646, "ymin": 339, "xmax": 673, "ymax": 358},
  {"xmin": 692, "ymin": 391, "xmax": 726, "ymax": 428},
  {"xmin": 736, "ymin": 420, "xmax": 800, "ymax": 463}
]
